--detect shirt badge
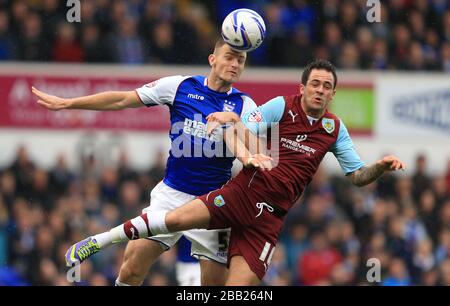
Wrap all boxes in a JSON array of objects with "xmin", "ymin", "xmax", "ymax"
[
  {"xmin": 322, "ymin": 118, "xmax": 335, "ymax": 134},
  {"xmin": 223, "ymin": 100, "xmax": 236, "ymax": 112},
  {"xmin": 247, "ymin": 109, "xmax": 263, "ymax": 122},
  {"xmin": 214, "ymin": 195, "xmax": 226, "ymax": 207}
]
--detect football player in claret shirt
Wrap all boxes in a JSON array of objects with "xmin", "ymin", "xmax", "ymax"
[
  {"xmin": 32, "ymin": 39, "xmax": 258, "ymax": 286},
  {"xmin": 64, "ymin": 59, "xmax": 406, "ymax": 285}
]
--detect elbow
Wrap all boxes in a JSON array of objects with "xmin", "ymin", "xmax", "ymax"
[
  {"xmin": 114, "ymin": 97, "xmax": 134, "ymax": 110},
  {"xmin": 114, "ymin": 101, "xmax": 127, "ymax": 110}
]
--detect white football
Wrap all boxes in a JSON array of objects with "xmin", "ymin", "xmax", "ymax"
[{"xmin": 221, "ymin": 8, "xmax": 266, "ymax": 52}]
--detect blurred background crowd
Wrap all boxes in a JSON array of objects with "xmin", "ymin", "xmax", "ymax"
[
  {"xmin": 0, "ymin": 0, "xmax": 449, "ymax": 70},
  {"xmin": 1, "ymin": 144, "xmax": 450, "ymax": 286}
]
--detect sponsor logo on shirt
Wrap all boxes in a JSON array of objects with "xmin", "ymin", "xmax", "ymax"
[
  {"xmin": 187, "ymin": 93, "xmax": 205, "ymax": 101},
  {"xmin": 248, "ymin": 109, "xmax": 263, "ymax": 122},
  {"xmin": 288, "ymin": 110, "xmax": 298, "ymax": 122},
  {"xmin": 296, "ymin": 134, "xmax": 307, "ymax": 142},
  {"xmin": 183, "ymin": 118, "xmax": 219, "ymax": 141},
  {"xmin": 217, "ymin": 251, "xmax": 227, "ymax": 258},
  {"xmin": 281, "ymin": 137, "xmax": 316, "ymax": 156}
]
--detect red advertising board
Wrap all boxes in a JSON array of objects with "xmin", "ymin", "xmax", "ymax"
[{"xmin": 0, "ymin": 75, "xmax": 297, "ymax": 132}]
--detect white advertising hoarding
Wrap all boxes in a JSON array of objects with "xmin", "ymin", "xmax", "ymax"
[{"xmin": 376, "ymin": 74, "xmax": 450, "ymax": 139}]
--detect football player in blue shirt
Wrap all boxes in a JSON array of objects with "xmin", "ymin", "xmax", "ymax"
[{"xmin": 32, "ymin": 39, "xmax": 257, "ymax": 286}]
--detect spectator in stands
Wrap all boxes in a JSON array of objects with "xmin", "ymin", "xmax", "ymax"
[
  {"xmin": 18, "ymin": 11, "xmax": 49, "ymax": 61},
  {"xmin": 418, "ymin": 190, "xmax": 439, "ymax": 243},
  {"xmin": 412, "ymin": 154, "xmax": 432, "ymax": 200},
  {"xmin": 298, "ymin": 231, "xmax": 342, "ymax": 285},
  {"xmin": 442, "ymin": 42, "xmax": 450, "ymax": 72},
  {"xmin": 1, "ymin": 0, "xmax": 450, "ymax": 70},
  {"xmin": 438, "ymin": 259, "xmax": 450, "ymax": 285},
  {"xmin": 382, "ymin": 257, "xmax": 411, "ymax": 286},
  {"xmin": 148, "ymin": 21, "xmax": 175, "ymax": 63},
  {"xmin": 113, "ymin": 17, "xmax": 145, "ymax": 64},
  {"xmin": 0, "ymin": 9, "xmax": 18, "ymax": 60},
  {"xmin": 0, "ymin": 195, "xmax": 9, "ymax": 266},
  {"xmin": 81, "ymin": 23, "xmax": 115, "ymax": 63}
]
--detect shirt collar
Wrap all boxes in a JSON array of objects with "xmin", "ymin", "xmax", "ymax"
[
  {"xmin": 306, "ymin": 115, "xmax": 318, "ymax": 125},
  {"xmin": 204, "ymin": 78, "xmax": 233, "ymax": 95}
]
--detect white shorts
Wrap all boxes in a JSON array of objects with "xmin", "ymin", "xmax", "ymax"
[{"xmin": 142, "ymin": 181, "xmax": 229, "ymax": 264}]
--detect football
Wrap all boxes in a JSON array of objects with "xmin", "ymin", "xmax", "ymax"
[{"xmin": 221, "ymin": 8, "xmax": 266, "ymax": 52}]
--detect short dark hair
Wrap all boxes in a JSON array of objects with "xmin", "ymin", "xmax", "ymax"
[
  {"xmin": 301, "ymin": 59, "xmax": 337, "ymax": 89},
  {"xmin": 213, "ymin": 38, "xmax": 228, "ymax": 54}
]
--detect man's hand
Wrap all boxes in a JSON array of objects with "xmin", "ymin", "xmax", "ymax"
[
  {"xmin": 377, "ymin": 155, "xmax": 407, "ymax": 171},
  {"xmin": 206, "ymin": 112, "xmax": 240, "ymax": 135},
  {"xmin": 32, "ymin": 87, "xmax": 69, "ymax": 111},
  {"xmin": 242, "ymin": 154, "xmax": 273, "ymax": 170}
]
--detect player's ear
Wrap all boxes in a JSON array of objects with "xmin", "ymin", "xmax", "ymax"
[
  {"xmin": 299, "ymin": 84, "xmax": 305, "ymax": 95},
  {"xmin": 208, "ymin": 54, "xmax": 215, "ymax": 67},
  {"xmin": 330, "ymin": 88, "xmax": 336, "ymax": 100}
]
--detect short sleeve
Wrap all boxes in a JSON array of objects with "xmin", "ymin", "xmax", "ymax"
[
  {"xmin": 135, "ymin": 75, "xmax": 189, "ymax": 106},
  {"xmin": 330, "ymin": 120, "xmax": 366, "ymax": 175},
  {"xmin": 240, "ymin": 95, "xmax": 257, "ymax": 118},
  {"xmin": 241, "ymin": 96, "xmax": 285, "ymax": 136}
]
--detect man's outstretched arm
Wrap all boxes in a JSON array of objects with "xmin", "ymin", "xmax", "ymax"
[
  {"xmin": 32, "ymin": 87, "xmax": 142, "ymax": 111},
  {"xmin": 348, "ymin": 155, "xmax": 406, "ymax": 187}
]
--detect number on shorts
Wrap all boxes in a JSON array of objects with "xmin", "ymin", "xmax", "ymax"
[
  {"xmin": 259, "ymin": 242, "xmax": 275, "ymax": 270},
  {"xmin": 218, "ymin": 231, "xmax": 229, "ymax": 252}
]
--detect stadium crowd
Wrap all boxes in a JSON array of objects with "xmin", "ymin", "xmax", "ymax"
[
  {"xmin": 0, "ymin": 144, "xmax": 449, "ymax": 286},
  {"xmin": 0, "ymin": 0, "xmax": 449, "ymax": 71}
]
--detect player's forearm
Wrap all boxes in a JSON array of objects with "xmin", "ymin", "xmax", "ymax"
[
  {"xmin": 66, "ymin": 91, "xmax": 131, "ymax": 110},
  {"xmin": 224, "ymin": 125, "xmax": 253, "ymax": 164},
  {"xmin": 233, "ymin": 121, "xmax": 265, "ymax": 154},
  {"xmin": 349, "ymin": 163, "xmax": 385, "ymax": 187}
]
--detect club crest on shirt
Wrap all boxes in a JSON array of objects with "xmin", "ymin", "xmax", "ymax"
[
  {"xmin": 214, "ymin": 195, "xmax": 226, "ymax": 207},
  {"xmin": 223, "ymin": 100, "xmax": 236, "ymax": 112},
  {"xmin": 322, "ymin": 118, "xmax": 335, "ymax": 134},
  {"xmin": 247, "ymin": 109, "xmax": 263, "ymax": 122}
]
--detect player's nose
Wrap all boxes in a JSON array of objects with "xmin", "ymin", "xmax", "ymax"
[
  {"xmin": 315, "ymin": 85, "xmax": 324, "ymax": 94},
  {"xmin": 230, "ymin": 58, "xmax": 239, "ymax": 68}
]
